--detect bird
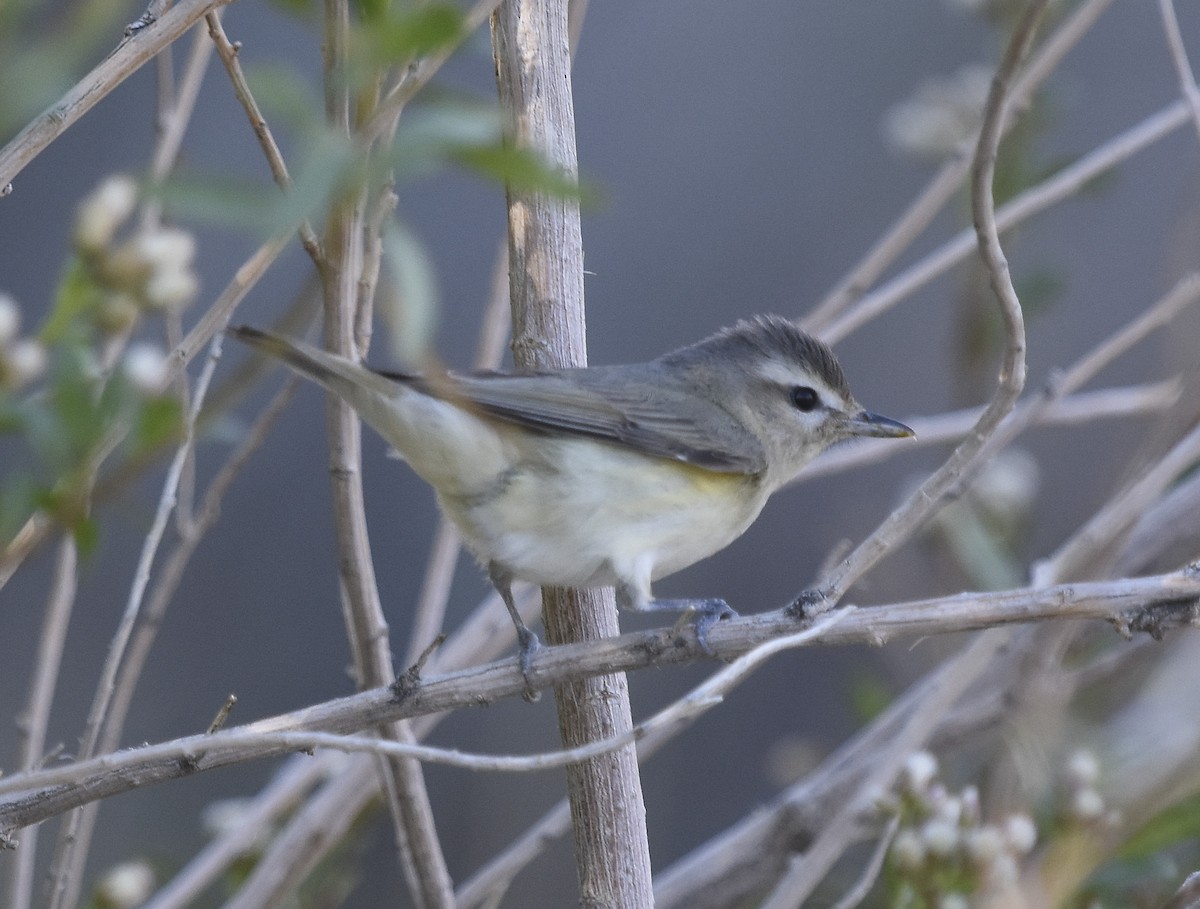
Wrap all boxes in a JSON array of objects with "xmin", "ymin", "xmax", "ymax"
[{"xmin": 229, "ymin": 315, "xmax": 912, "ymax": 683}]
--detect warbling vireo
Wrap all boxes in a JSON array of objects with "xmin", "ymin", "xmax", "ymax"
[{"xmin": 229, "ymin": 315, "xmax": 912, "ymax": 679}]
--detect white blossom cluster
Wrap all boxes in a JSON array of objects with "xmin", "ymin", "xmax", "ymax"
[
  {"xmin": 882, "ymin": 751, "xmax": 1038, "ymax": 905},
  {"xmin": 74, "ymin": 174, "xmax": 199, "ymax": 331},
  {"xmin": 0, "ymin": 293, "xmax": 46, "ymax": 390},
  {"xmin": 883, "ymin": 65, "xmax": 994, "ymax": 160}
]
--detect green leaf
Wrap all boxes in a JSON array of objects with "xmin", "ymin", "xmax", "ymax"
[
  {"xmin": 379, "ymin": 219, "xmax": 438, "ymax": 367},
  {"xmin": 42, "ymin": 259, "xmax": 104, "ymax": 345},
  {"xmin": 1119, "ymin": 791, "xmax": 1200, "ymax": 861},
  {"xmin": 71, "ymin": 514, "xmax": 100, "ymax": 556},
  {"xmin": 132, "ymin": 397, "xmax": 183, "ymax": 456},
  {"xmin": 365, "ymin": 4, "xmax": 464, "ymax": 61},
  {"xmin": 453, "ymin": 144, "xmax": 589, "ymax": 201},
  {"xmin": 0, "ymin": 473, "xmax": 39, "ymax": 547},
  {"xmin": 155, "ymin": 174, "xmax": 284, "ymax": 235}
]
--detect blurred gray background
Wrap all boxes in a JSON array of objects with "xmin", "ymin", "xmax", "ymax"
[{"xmin": 2, "ymin": 0, "xmax": 1198, "ymax": 904}]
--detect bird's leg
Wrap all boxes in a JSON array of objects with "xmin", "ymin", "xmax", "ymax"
[
  {"xmin": 616, "ymin": 584, "xmax": 737, "ymax": 655},
  {"xmin": 488, "ymin": 562, "xmax": 542, "ymax": 701}
]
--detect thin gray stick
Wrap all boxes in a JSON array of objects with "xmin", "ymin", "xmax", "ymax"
[
  {"xmin": 804, "ymin": 0, "xmax": 1115, "ymax": 332},
  {"xmin": 7, "ymin": 538, "xmax": 77, "ymax": 909},
  {"xmin": 822, "ymin": 99, "xmax": 1191, "ymax": 344},
  {"xmin": 0, "ymin": 0, "xmax": 235, "ymax": 188},
  {"xmin": 46, "ymin": 334, "xmax": 225, "ymax": 909},
  {"xmin": 140, "ymin": 754, "xmax": 336, "ymax": 909},
  {"xmin": 1158, "ymin": 0, "xmax": 1200, "ymax": 144},
  {"xmin": 4, "ymin": 566, "xmax": 1198, "ymax": 831},
  {"xmin": 492, "ymin": 0, "xmax": 654, "ymax": 903}
]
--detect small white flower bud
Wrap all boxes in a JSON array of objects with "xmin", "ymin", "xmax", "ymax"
[
  {"xmin": 0, "ymin": 293, "xmax": 20, "ymax": 345},
  {"xmin": 1070, "ymin": 787, "xmax": 1105, "ymax": 822},
  {"xmin": 1004, "ymin": 814, "xmax": 1037, "ymax": 854},
  {"xmin": 144, "ymin": 267, "xmax": 198, "ymax": 311},
  {"xmin": 202, "ymin": 797, "xmax": 254, "ymax": 838},
  {"xmin": 891, "ymin": 829, "xmax": 926, "ymax": 870},
  {"xmin": 987, "ymin": 852, "xmax": 1020, "ymax": 887},
  {"xmin": 963, "ymin": 826, "xmax": 1005, "ymax": 865},
  {"xmin": 4, "ymin": 339, "xmax": 47, "ymax": 388},
  {"xmin": 75, "ymin": 175, "xmax": 138, "ymax": 252},
  {"xmin": 135, "ymin": 227, "xmax": 196, "ymax": 273},
  {"xmin": 903, "ymin": 751, "xmax": 939, "ymax": 793},
  {"xmin": 921, "ymin": 818, "xmax": 960, "ymax": 857},
  {"xmin": 1066, "ymin": 750, "xmax": 1100, "ymax": 787},
  {"xmin": 95, "ymin": 860, "xmax": 155, "ymax": 909},
  {"xmin": 935, "ymin": 795, "xmax": 963, "ymax": 827},
  {"xmin": 97, "ymin": 293, "xmax": 141, "ymax": 334},
  {"xmin": 883, "ymin": 65, "xmax": 993, "ymax": 159},
  {"xmin": 123, "ymin": 342, "xmax": 168, "ymax": 393},
  {"xmin": 960, "ymin": 785, "xmax": 981, "ymax": 825}
]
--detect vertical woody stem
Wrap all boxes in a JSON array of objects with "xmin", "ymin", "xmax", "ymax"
[{"xmin": 491, "ymin": 1, "xmax": 655, "ymax": 905}]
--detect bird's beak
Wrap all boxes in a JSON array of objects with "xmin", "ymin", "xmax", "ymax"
[{"xmin": 843, "ymin": 410, "xmax": 915, "ymax": 439}]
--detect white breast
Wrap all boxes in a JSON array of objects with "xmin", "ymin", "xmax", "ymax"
[{"xmin": 438, "ymin": 435, "xmax": 769, "ymax": 597}]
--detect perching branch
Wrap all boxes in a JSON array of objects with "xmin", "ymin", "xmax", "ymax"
[{"xmin": 3, "ymin": 565, "xmax": 1197, "ymax": 833}]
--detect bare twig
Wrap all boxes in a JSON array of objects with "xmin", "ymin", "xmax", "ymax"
[
  {"xmin": 365, "ymin": 0, "xmax": 506, "ymax": 144},
  {"xmin": 829, "ymin": 815, "xmax": 901, "ymax": 909},
  {"xmin": 1037, "ymin": 422, "xmax": 1200, "ymax": 584},
  {"xmin": 7, "ymin": 538, "xmax": 77, "ymax": 909},
  {"xmin": 205, "ymin": 10, "xmax": 323, "ymax": 262},
  {"xmin": 804, "ymin": 0, "xmax": 1115, "ymax": 332},
  {"xmin": 803, "ymin": 379, "xmax": 1178, "ymax": 480},
  {"xmin": 805, "ymin": 0, "xmax": 1043, "ymax": 610},
  {"xmin": 46, "ymin": 334, "xmax": 225, "ymax": 909},
  {"xmin": 139, "ymin": 754, "xmax": 338, "ymax": 909},
  {"xmin": 821, "ymin": 99, "xmax": 1191, "ymax": 344},
  {"xmin": 4, "ymin": 566, "xmax": 1198, "ymax": 832},
  {"xmin": 1158, "ymin": 0, "xmax": 1200, "ymax": 143},
  {"xmin": 220, "ymin": 758, "xmax": 376, "ymax": 909},
  {"xmin": 315, "ymin": 0, "xmax": 453, "ymax": 901},
  {"xmin": 492, "ymin": 0, "xmax": 654, "ymax": 904},
  {"xmin": 0, "ymin": 0, "xmax": 235, "ymax": 188},
  {"xmin": 760, "ymin": 814, "xmax": 900, "ymax": 909}
]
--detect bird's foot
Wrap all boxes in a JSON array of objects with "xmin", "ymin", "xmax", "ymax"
[
  {"xmin": 516, "ymin": 626, "xmax": 543, "ymax": 703},
  {"xmin": 664, "ymin": 598, "xmax": 738, "ymax": 655}
]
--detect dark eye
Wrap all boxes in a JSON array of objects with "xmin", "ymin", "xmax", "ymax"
[{"xmin": 790, "ymin": 386, "xmax": 820, "ymax": 412}]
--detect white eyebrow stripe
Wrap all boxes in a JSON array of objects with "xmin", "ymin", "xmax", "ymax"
[{"xmin": 753, "ymin": 359, "xmax": 819, "ymax": 387}]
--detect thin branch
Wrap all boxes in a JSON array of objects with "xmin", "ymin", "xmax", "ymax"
[
  {"xmin": 828, "ymin": 815, "xmax": 901, "ymax": 909},
  {"xmin": 802, "ymin": 379, "xmax": 1178, "ymax": 480},
  {"xmin": 821, "ymin": 99, "xmax": 1191, "ymax": 344},
  {"xmin": 804, "ymin": 0, "xmax": 1115, "ymax": 332},
  {"xmin": 4, "ymin": 566, "xmax": 1198, "ymax": 832},
  {"xmin": 219, "ymin": 758, "xmax": 376, "ymax": 909},
  {"xmin": 316, "ymin": 0, "xmax": 453, "ymax": 899},
  {"xmin": 1158, "ymin": 0, "xmax": 1200, "ymax": 144},
  {"xmin": 205, "ymin": 10, "xmax": 323, "ymax": 262},
  {"xmin": 7, "ymin": 538, "xmax": 77, "ymax": 909},
  {"xmin": 139, "ymin": 754, "xmax": 337, "ymax": 909},
  {"xmin": 364, "ymin": 0, "xmax": 506, "ymax": 145},
  {"xmin": 455, "ymin": 802, "xmax": 573, "ymax": 908},
  {"xmin": 165, "ymin": 234, "xmax": 291, "ymax": 385},
  {"xmin": 806, "ymin": 0, "xmax": 1044, "ymax": 610},
  {"xmin": 142, "ymin": 20, "xmax": 214, "ymax": 230},
  {"xmin": 45, "ymin": 334, "xmax": 225, "ymax": 909},
  {"xmin": 99, "ymin": 377, "xmax": 301, "ymax": 760},
  {"xmin": 1037, "ymin": 421, "xmax": 1200, "ymax": 584},
  {"xmin": 0, "ymin": 0, "xmax": 235, "ymax": 188},
  {"xmin": 760, "ymin": 815, "xmax": 899, "ymax": 909}
]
